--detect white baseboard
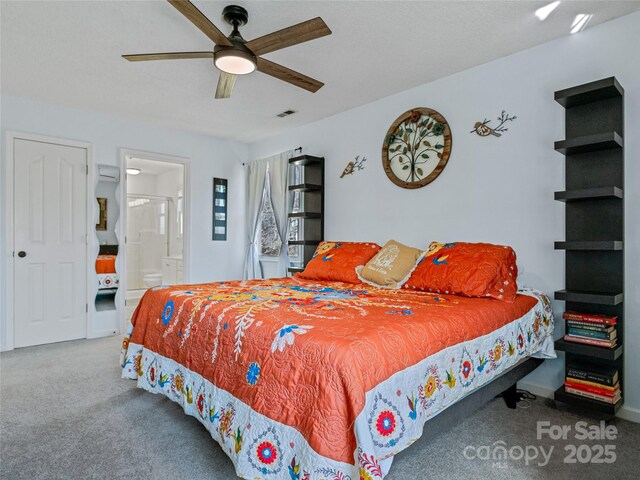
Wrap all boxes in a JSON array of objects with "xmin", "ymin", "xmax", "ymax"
[
  {"xmin": 618, "ymin": 405, "xmax": 640, "ymax": 423},
  {"xmin": 518, "ymin": 381, "xmax": 555, "ymax": 399},
  {"xmin": 519, "ymin": 381, "xmax": 640, "ymax": 423}
]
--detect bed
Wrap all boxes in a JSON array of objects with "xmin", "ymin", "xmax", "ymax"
[{"xmin": 121, "ymin": 275, "xmax": 554, "ymax": 479}]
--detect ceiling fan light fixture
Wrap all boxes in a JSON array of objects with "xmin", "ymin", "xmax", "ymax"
[{"xmin": 214, "ymin": 48, "xmax": 256, "ymax": 75}]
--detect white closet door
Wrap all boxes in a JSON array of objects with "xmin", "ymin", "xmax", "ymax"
[{"xmin": 13, "ymin": 138, "xmax": 87, "ymax": 347}]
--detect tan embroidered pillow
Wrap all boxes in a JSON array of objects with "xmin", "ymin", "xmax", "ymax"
[{"xmin": 356, "ymin": 240, "xmax": 425, "ymax": 289}]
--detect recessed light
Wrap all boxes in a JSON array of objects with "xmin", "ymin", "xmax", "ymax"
[
  {"xmin": 570, "ymin": 13, "xmax": 592, "ymax": 34},
  {"xmin": 535, "ymin": 1, "xmax": 560, "ymax": 21},
  {"xmin": 126, "ymin": 168, "xmax": 141, "ymax": 175}
]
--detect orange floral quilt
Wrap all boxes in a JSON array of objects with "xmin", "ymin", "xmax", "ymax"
[{"xmin": 121, "ymin": 277, "xmax": 554, "ymax": 479}]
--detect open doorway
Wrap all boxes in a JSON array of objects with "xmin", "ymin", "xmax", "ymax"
[{"xmin": 122, "ymin": 151, "xmax": 188, "ymax": 323}]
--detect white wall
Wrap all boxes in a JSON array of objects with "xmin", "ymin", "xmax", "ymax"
[
  {"xmin": 1, "ymin": 95, "xmax": 248, "ymax": 349},
  {"xmin": 249, "ymin": 13, "xmax": 640, "ymax": 417}
]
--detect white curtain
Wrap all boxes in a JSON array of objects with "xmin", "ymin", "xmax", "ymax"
[
  {"xmin": 267, "ymin": 150, "xmax": 294, "ymax": 277},
  {"xmin": 243, "ymin": 158, "xmax": 268, "ymax": 280}
]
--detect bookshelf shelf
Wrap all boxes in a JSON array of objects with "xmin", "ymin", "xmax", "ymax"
[
  {"xmin": 554, "ymin": 387, "xmax": 622, "ymax": 416},
  {"xmin": 288, "ymin": 155, "xmax": 324, "ymax": 166},
  {"xmin": 554, "ymin": 131, "xmax": 623, "ymax": 155},
  {"xmin": 288, "ymin": 183, "xmax": 322, "ymax": 192},
  {"xmin": 553, "ymin": 76, "xmax": 625, "ymax": 417},
  {"xmin": 554, "ymin": 241, "xmax": 623, "ymax": 251},
  {"xmin": 554, "ymin": 339, "xmax": 623, "ymax": 361},
  {"xmin": 554, "ymin": 77, "xmax": 623, "ymax": 108},
  {"xmin": 288, "ymin": 212, "xmax": 322, "ymax": 219},
  {"xmin": 554, "ymin": 186, "xmax": 623, "ymax": 202},
  {"xmin": 554, "ymin": 289, "xmax": 623, "ymax": 305},
  {"xmin": 288, "ymin": 240, "xmax": 321, "ymax": 246}
]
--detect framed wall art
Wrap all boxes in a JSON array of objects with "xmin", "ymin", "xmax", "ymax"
[
  {"xmin": 212, "ymin": 178, "xmax": 228, "ymax": 241},
  {"xmin": 96, "ymin": 197, "xmax": 108, "ymax": 231},
  {"xmin": 382, "ymin": 107, "xmax": 452, "ymax": 189}
]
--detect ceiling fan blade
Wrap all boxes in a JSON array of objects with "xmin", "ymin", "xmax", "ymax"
[
  {"xmin": 167, "ymin": 0, "xmax": 233, "ymax": 47},
  {"xmin": 122, "ymin": 52, "xmax": 214, "ymax": 62},
  {"xmin": 245, "ymin": 17, "xmax": 331, "ymax": 56},
  {"xmin": 215, "ymin": 72, "xmax": 236, "ymax": 99},
  {"xmin": 256, "ymin": 57, "xmax": 324, "ymax": 93}
]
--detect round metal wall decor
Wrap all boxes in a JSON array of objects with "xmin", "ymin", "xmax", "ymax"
[{"xmin": 382, "ymin": 107, "xmax": 452, "ymax": 189}]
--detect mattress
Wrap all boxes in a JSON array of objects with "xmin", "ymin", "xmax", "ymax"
[{"xmin": 121, "ymin": 277, "xmax": 554, "ymax": 479}]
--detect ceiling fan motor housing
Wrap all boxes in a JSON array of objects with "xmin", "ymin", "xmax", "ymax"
[{"xmin": 222, "ymin": 5, "xmax": 249, "ymax": 28}]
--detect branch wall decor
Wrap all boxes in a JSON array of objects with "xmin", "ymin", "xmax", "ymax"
[
  {"xmin": 340, "ymin": 155, "xmax": 366, "ymax": 178},
  {"xmin": 382, "ymin": 108, "xmax": 452, "ymax": 189},
  {"xmin": 471, "ymin": 110, "xmax": 517, "ymax": 137}
]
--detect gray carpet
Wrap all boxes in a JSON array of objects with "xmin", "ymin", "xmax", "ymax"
[{"xmin": 1, "ymin": 336, "xmax": 638, "ymax": 479}]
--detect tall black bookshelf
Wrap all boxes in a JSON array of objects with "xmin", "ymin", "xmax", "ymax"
[
  {"xmin": 553, "ymin": 77, "xmax": 624, "ymax": 416},
  {"xmin": 287, "ymin": 155, "xmax": 324, "ymax": 274}
]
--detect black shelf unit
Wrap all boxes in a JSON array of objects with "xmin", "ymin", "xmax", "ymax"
[
  {"xmin": 287, "ymin": 155, "xmax": 324, "ymax": 274},
  {"xmin": 554, "ymin": 387, "xmax": 622, "ymax": 416},
  {"xmin": 554, "ymin": 131, "xmax": 623, "ymax": 155},
  {"xmin": 554, "ymin": 76, "xmax": 623, "ymax": 108},
  {"xmin": 554, "ymin": 339, "xmax": 623, "ymax": 361},
  {"xmin": 553, "ymin": 76, "xmax": 625, "ymax": 416},
  {"xmin": 554, "ymin": 186, "xmax": 623, "ymax": 202},
  {"xmin": 554, "ymin": 241, "xmax": 623, "ymax": 251},
  {"xmin": 288, "ymin": 183, "xmax": 323, "ymax": 192}
]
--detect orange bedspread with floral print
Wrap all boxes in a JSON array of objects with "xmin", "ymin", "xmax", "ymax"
[{"xmin": 125, "ymin": 276, "xmax": 537, "ymax": 464}]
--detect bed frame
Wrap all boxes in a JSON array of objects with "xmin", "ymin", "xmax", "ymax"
[{"xmin": 412, "ymin": 357, "xmax": 543, "ymax": 445}]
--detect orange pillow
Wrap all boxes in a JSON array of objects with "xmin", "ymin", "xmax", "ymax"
[
  {"xmin": 403, "ymin": 242, "xmax": 518, "ymax": 301},
  {"xmin": 297, "ymin": 241, "xmax": 381, "ymax": 284}
]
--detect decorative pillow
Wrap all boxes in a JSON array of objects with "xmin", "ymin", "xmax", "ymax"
[
  {"xmin": 403, "ymin": 242, "xmax": 518, "ymax": 301},
  {"xmin": 297, "ymin": 241, "xmax": 381, "ymax": 284},
  {"xmin": 356, "ymin": 240, "xmax": 425, "ymax": 289}
]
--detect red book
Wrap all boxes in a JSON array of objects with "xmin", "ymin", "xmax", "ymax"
[
  {"xmin": 563, "ymin": 311, "xmax": 617, "ymax": 325},
  {"xmin": 564, "ymin": 334, "xmax": 615, "ymax": 348},
  {"xmin": 565, "ymin": 380, "xmax": 619, "ymax": 397},
  {"xmin": 565, "ymin": 386, "xmax": 621, "ymax": 404}
]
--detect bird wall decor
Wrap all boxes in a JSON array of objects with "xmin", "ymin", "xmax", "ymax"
[
  {"xmin": 340, "ymin": 155, "xmax": 366, "ymax": 178},
  {"xmin": 471, "ymin": 110, "xmax": 517, "ymax": 137}
]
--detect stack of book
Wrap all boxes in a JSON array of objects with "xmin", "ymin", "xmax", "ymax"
[
  {"xmin": 563, "ymin": 311, "xmax": 617, "ymax": 348},
  {"xmin": 565, "ymin": 363, "xmax": 621, "ymax": 405}
]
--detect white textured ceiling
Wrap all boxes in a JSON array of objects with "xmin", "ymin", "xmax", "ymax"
[{"xmin": 2, "ymin": 1, "xmax": 638, "ymax": 142}]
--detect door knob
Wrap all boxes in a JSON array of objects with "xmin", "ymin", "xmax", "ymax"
[{"xmin": 17, "ymin": 251, "xmax": 26, "ymax": 258}]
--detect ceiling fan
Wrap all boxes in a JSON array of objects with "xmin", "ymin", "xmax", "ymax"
[{"xmin": 123, "ymin": 0, "xmax": 332, "ymax": 99}]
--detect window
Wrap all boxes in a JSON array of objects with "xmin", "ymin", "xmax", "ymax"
[{"xmin": 259, "ymin": 170, "xmax": 282, "ymax": 256}]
